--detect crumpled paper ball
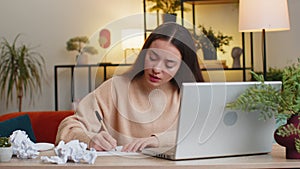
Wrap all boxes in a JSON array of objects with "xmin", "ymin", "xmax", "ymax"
[
  {"xmin": 9, "ymin": 130, "xmax": 39, "ymax": 159},
  {"xmin": 41, "ymin": 140, "xmax": 97, "ymax": 164}
]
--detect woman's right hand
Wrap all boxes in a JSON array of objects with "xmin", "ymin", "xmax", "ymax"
[{"xmin": 89, "ymin": 131, "xmax": 117, "ymax": 151}]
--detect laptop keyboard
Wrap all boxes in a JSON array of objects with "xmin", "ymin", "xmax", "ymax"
[{"xmin": 157, "ymin": 147, "xmax": 175, "ymax": 158}]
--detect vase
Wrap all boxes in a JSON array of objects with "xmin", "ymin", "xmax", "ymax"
[
  {"xmin": 202, "ymin": 47, "xmax": 217, "ymax": 60},
  {"xmin": 76, "ymin": 53, "xmax": 88, "ymax": 65},
  {"xmin": 0, "ymin": 146, "xmax": 13, "ymax": 162},
  {"xmin": 274, "ymin": 115, "xmax": 300, "ymax": 159},
  {"xmin": 162, "ymin": 13, "xmax": 177, "ymax": 23}
]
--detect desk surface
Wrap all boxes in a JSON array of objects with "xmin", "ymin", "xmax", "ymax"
[{"xmin": 1, "ymin": 144, "xmax": 300, "ymax": 169}]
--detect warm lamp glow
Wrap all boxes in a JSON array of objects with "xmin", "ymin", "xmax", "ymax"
[
  {"xmin": 239, "ymin": 0, "xmax": 290, "ymax": 32},
  {"xmin": 121, "ymin": 29, "xmax": 143, "ymax": 63},
  {"xmin": 121, "ymin": 29, "xmax": 143, "ymax": 50}
]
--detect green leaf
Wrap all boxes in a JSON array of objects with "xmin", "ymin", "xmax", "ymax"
[{"xmin": 295, "ymin": 138, "xmax": 300, "ymax": 153}]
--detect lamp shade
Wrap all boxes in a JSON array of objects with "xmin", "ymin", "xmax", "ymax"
[{"xmin": 239, "ymin": 0, "xmax": 290, "ymax": 32}]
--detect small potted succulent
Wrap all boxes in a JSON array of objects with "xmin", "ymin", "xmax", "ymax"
[
  {"xmin": 0, "ymin": 137, "xmax": 13, "ymax": 162},
  {"xmin": 227, "ymin": 58, "xmax": 300, "ymax": 159}
]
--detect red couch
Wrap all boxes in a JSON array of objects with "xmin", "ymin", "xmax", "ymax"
[{"xmin": 0, "ymin": 110, "xmax": 74, "ymax": 144}]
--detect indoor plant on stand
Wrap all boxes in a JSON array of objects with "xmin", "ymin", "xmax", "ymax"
[
  {"xmin": 227, "ymin": 59, "xmax": 300, "ymax": 159},
  {"xmin": 193, "ymin": 25, "xmax": 233, "ymax": 60},
  {"xmin": 66, "ymin": 36, "xmax": 98, "ymax": 65},
  {"xmin": 146, "ymin": 0, "xmax": 188, "ymax": 23},
  {"xmin": 0, "ymin": 34, "xmax": 46, "ymax": 112}
]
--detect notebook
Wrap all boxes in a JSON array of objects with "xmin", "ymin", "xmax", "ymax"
[{"xmin": 142, "ymin": 81, "xmax": 282, "ymax": 160}]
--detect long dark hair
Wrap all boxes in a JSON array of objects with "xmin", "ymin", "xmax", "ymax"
[{"xmin": 123, "ymin": 22, "xmax": 204, "ymax": 89}]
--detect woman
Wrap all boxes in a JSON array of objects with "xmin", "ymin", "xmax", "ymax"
[{"xmin": 56, "ymin": 22, "xmax": 204, "ymax": 152}]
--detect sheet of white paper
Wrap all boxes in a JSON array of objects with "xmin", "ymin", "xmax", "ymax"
[
  {"xmin": 35, "ymin": 143, "xmax": 55, "ymax": 151},
  {"xmin": 96, "ymin": 146, "xmax": 141, "ymax": 156}
]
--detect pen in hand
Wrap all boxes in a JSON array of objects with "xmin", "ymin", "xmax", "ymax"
[
  {"xmin": 95, "ymin": 110, "xmax": 117, "ymax": 151},
  {"xmin": 95, "ymin": 110, "xmax": 109, "ymax": 132}
]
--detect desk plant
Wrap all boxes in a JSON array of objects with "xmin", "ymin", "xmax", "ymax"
[
  {"xmin": 227, "ymin": 59, "xmax": 300, "ymax": 159},
  {"xmin": 0, "ymin": 34, "xmax": 46, "ymax": 112},
  {"xmin": 0, "ymin": 137, "xmax": 13, "ymax": 162},
  {"xmin": 0, "ymin": 137, "xmax": 11, "ymax": 148},
  {"xmin": 252, "ymin": 67, "xmax": 284, "ymax": 81}
]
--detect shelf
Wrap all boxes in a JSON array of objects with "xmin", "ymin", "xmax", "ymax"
[
  {"xmin": 143, "ymin": 0, "xmax": 252, "ymax": 81},
  {"xmin": 54, "ymin": 63, "xmax": 132, "ymax": 110},
  {"xmin": 184, "ymin": 0, "xmax": 239, "ymax": 5},
  {"xmin": 201, "ymin": 67, "xmax": 252, "ymax": 71},
  {"xmin": 180, "ymin": 0, "xmax": 252, "ymax": 81}
]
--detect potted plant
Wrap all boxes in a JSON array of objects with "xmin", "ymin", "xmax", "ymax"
[
  {"xmin": 0, "ymin": 137, "xmax": 13, "ymax": 162},
  {"xmin": 66, "ymin": 36, "xmax": 98, "ymax": 64},
  {"xmin": 146, "ymin": 0, "xmax": 188, "ymax": 23},
  {"xmin": 227, "ymin": 58, "xmax": 300, "ymax": 159},
  {"xmin": 0, "ymin": 34, "xmax": 46, "ymax": 112},
  {"xmin": 193, "ymin": 25, "xmax": 233, "ymax": 60},
  {"xmin": 252, "ymin": 67, "xmax": 284, "ymax": 81}
]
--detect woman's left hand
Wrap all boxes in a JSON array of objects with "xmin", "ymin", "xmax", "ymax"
[{"xmin": 122, "ymin": 136, "xmax": 159, "ymax": 152}]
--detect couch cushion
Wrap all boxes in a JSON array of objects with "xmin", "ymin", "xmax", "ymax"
[
  {"xmin": 28, "ymin": 111, "xmax": 74, "ymax": 143},
  {"xmin": 0, "ymin": 114, "xmax": 36, "ymax": 142},
  {"xmin": 0, "ymin": 111, "xmax": 74, "ymax": 144}
]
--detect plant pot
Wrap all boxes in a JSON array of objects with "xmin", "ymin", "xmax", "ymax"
[
  {"xmin": 76, "ymin": 53, "xmax": 89, "ymax": 65},
  {"xmin": 274, "ymin": 115, "xmax": 300, "ymax": 159},
  {"xmin": 162, "ymin": 13, "xmax": 177, "ymax": 23},
  {"xmin": 0, "ymin": 146, "xmax": 13, "ymax": 162},
  {"xmin": 202, "ymin": 47, "xmax": 217, "ymax": 60}
]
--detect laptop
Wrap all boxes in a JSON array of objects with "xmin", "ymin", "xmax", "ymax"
[{"xmin": 142, "ymin": 81, "xmax": 282, "ymax": 160}]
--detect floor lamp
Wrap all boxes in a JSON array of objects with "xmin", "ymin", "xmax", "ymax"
[{"xmin": 238, "ymin": 0, "xmax": 290, "ymax": 80}]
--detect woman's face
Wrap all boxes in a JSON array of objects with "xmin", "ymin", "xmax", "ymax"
[{"xmin": 143, "ymin": 39, "xmax": 182, "ymax": 88}]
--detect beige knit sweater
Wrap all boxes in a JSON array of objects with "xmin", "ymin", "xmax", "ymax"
[{"xmin": 55, "ymin": 75, "xmax": 180, "ymax": 147}]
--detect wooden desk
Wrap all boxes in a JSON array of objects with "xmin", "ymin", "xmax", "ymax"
[{"xmin": 1, "ymin": 144, "xmax": 300, "ymax": 169}]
